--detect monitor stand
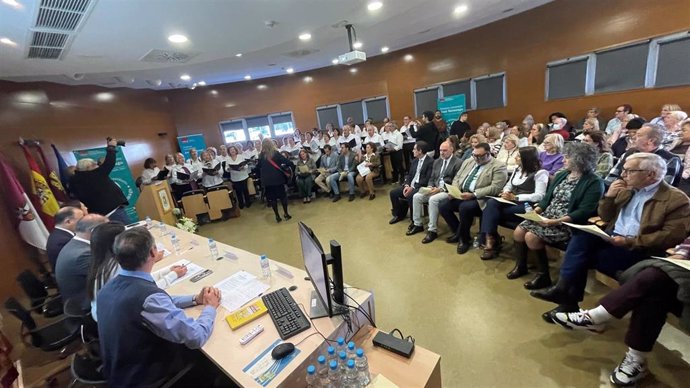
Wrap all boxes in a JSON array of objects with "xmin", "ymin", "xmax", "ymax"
[{"xmin": 309, "ymin": 290, "xmax": 349, "ymax": 319}]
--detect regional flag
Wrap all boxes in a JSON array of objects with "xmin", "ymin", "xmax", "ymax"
[
  {"xmin": 19, "ymin": 144, "xmax": 59, "ymax": 229},
  {"xmin": 34, "ymin": 144, "xmax": 68, "ymax": 202},
  {"xmin": 51, "ymin": 144, "xmax": 71, "ymax": 195}
]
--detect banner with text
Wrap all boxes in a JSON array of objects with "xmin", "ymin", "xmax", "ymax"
[
  {"xmin": 73, "ymin": 147, "xmax": 139, "ymax": 222},
  {"xmin": 438, "ymin": 94, "xmax": 466, "ymax": 126},
  {"xmin": 177, "ymin": 134, "xmax": 207, "ymax": 160}
]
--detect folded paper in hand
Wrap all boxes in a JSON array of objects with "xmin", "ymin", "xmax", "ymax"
[
  {"xmin": 562, "ymin": 222, "xmax": 611, "ymax": 241},
  {"xmin": 446, "ymin": 185, "xmax": 462, "ymax": 199},
  {"xmin": 516, "ymin": 212, "xmax": 548, "ymax": 222},
  {"xmin": 488, "ymin": 196, "xmax": 518, "ymax": 206},
  {"xmin": 357, "ymin": 161, "xmax": 371, "ymax": 177},
  {"xmin": 652, "ymin": 256, "xmax": 690, "ymax": 271}
]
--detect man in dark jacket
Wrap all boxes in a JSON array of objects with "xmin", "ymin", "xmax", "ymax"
[
  {"xmin": 410, "ymin": 111, "xmax": 439, "ymax": 158},
  {"xmin": 389, "ymin": 141, "xmax": 433, "ymax": 225},
  {"xmin": 46, "ymin": 206, "xmax": 84, "ymax": 271}
]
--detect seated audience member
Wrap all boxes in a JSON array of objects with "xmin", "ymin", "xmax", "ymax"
[
  {"xmin": 55, "ymin": 214, "xmax": 108, "ymax": 302},
  {"xmin": 346, "ymin": 117, "xmax": 362, "ymax": 136},
  {"xmin": 69, "ymin": 138, "xmax": 130, "ymax": 224},
  {"xmin": 532, "ymin": 153, "xmax": 690, "ymax": 322},
  {"xmin": 315, "ymin": 145, "xmax": 338, "ymax": 196},
  {"xmin": 97, "ymin": 228, "xmax": 222, "ymax": 387},
  {"xmin": 256, "ymin": 139, "xmax": 292, "ymax": 223},
  {"xmin": 338, "ymin": 125, "xmax": 362, "ymax": 152},
  {"xmin": 479, "ymin": 147, "xmax": 548, "ymax": 260},
  {"xmin": 409, "ymin": 140, "xmax": 462, "ymax": 243},
  {"xmin": 511, "ymin": 120, "xmax": 530, "ymax": 148},
  {"xmin": 576, "ymin": 107, "xmax": 606, "ymax": 132},
  {"xmin": 528, "ymin": 123, "xmax": 547, "ymax": 146},
  {"xmin": 331, "ymin": 128, "xmax": 342, "ymax": 151},
  {"xmin": 574, "ymin": 117, "xmax": 601, "ymax": 141},
  {"xmin": 439, "ymin": 143, "xmax": 507, "ymax": 254},
  {"xmin": 495, "ymin": 121, "xmax": 511, "ymax": 141},
  {"xmin": 670, "ymin": 119, "xmax": 690, "ymax": 159},
  {"xmin": 199, "ymin": 151, "xmax": 223, "ymax": 189},
  {"xmin": 582, "ymin": 130, "xmax": 613, "ymax": 178},
  {"xmin": 661, "ymin": 110, "xmax": 688, "ymax": 151},
  {"xmin": 606, "ymin": 123, "xmax": 682, "ymax": 187},
  {"xmin": 650, "ymin": 103, "xmax": 682, "ymax": 128},
  {"xmin": 329, "ymin": 143, "xmax": 358, "ymax": 202},
  {"xmin": 485, "ymin": 126, "xmax": 503, "ymax": 155},
  {"xmin": 186, "ymin": 148, "xmax": 203, "ymax": 175},
  {"xmin": 611, "ymin": 117, "xmax": 644, "ymax": 158},
  {"xmin": 363, "ymin": 125, "xmax": 383, "ymax": 148},
  {"xmin": 495, "ymin": 134, "xmax": 519, "ymax": 173},
  {"xmin": 389, "ymin": 141, "xmax": 433, "ymax": 224},
  {"xmin": 460, "ymin": 134, "xmax": 486, "ymax": 161},
  {"xmin": 295, "ymin": 149, "xmax": 317, "ymax": 203},
  {"xmin": 169, "ymin": 153, "xmax": 198, "ymax": 200},
  {"xmin": 355, "ymin": 143, "xmax": 381, "ymax": 200},
  {"xmin": 548, "ymin": 115, "xmax": 571, "ymax": 140},
  {"xmin": 141, "ymin": 158, "xmax": 169, "ymax": 185},
  {"xmin": 605, "ymin": 104, "xmax": 633, "ymax": 136},
  {"xmin": 433, "ymin": 110, "xmax": 448, "ymax": 141},
  {"xmin": 539, "ymin": 133, "xmax": 565, "ymax": 176},
  {"xmin": 450, "ymin": 111, "xmax": 471, "ymax": 139},
  {"xmin": 226, "ymin": 146, "xmax": 251, "ymax": 208},
  {"xmin": 47, "ymin": 206, "xmax": 85, "ymax": 271},
  {"xmin": 410, "ymin": 111, "xmax": 440, "ymax": 159},
  {"xmin": 608, "ymin": 113, "xmax": 638, "ymax": 146},
  {"xmin": 381, "ymin": 122, "xmax": 405, "ymax": 184},
  {"xmin": 678, "ymin": 123, "xmax": 690, "ymax": 195},
  {"xmin": 511, "ymin": 143, "xmax": 603, "ymax": 290}
]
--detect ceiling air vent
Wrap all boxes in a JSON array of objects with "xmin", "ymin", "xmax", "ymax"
[
  {"xmin": 140, "ymin": 49, "xmax": 200, "ymax": 64},
  {"xmin": 35, "ymin": 0, "xmax": 93, "ymax": 31},
  {"xmin": 28, "ymin": 47, "xmax": 62, "ymax": 59}
]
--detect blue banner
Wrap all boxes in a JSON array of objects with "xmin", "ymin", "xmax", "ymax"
[
  {"xmin": 438, "ymin": 94, "xmax": 466, "ymax": 126},
  {"xmin": 177, "ymin": 134, "xmax": 207, "ymax": 159},
  {"xmin": 73, "ymin": 147, "xmax": 139, "ymax": 223}
]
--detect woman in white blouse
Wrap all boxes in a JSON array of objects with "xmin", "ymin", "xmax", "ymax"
[
  {"xmin": 200, "ymin": 150, "xmax": 224, "ymax": 188},
  {"xmin": 226, "ymin": 145, "xmax": 251, "ymax": 208},
  {"xmin": 495, "ymin": 134, "xmax": 520, "ymax": 174},
  {"xmin": 478, "ymin": 146, "xmax": 549, "ymax": 260},
  {"xmin": 140, "ymin": 157, "xmax": 169, "ymax": 185},
  {"xmin": 304, "ymin": 132, "xmax": 321, "ymax": 163}
]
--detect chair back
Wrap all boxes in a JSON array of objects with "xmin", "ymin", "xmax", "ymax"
[
  {"xmin": 4, "ymin": 297, "xmax": 37, "ymax": 331},
  {"xmin": 16, "ymin": 270, "xmax": 48, "ymax": 311}
]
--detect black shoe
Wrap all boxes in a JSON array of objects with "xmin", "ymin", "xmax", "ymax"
[
  {"xmin": 283, "ymin": 214, "xmax": 292, "ymax": 221},
  {"xmin": 446, "ymin": 234, "xmax": 460, "ymax": 244},
  {"xmin": 275, "ymin": 216, "xmax": 282, "ymax": 223},
  {"xmin": 407, "ymin": 222, "xmax": 415, "ymax": 231},
  {"xmin": 369, "ymin": 194, "xmax": 375, "ymax": 200},
  {"xmin": 542, "ymin": 304, "xmax": 580, "ymax": 324},
  {"xmin": 406, "ymin": 225, "xmax": 424, "ymax": 236},
  {"xmin": 524, "ymin": 272, "xmax": 552, "ymax": 290},
  {"xmin": 530, "ymin": 282, "xmax": 571, "ymax": 305},
  {"xmin": 456, "ymin": 242, "xmax": 471, "ymax": 255},
  {"xmin": 421, "ymin": 232, "xmax": 438, "ymax": 244},
  {"xmin": 506, "ymin": 264, "xmax": 528, "ymax": 280},
  {"xmin": 348, "ymin": 194, "xmax": 355, "ymax": 202},
  {"xmin": 328, "ymin": 192, "xmax": 334, "ymax": 198},
  {"xmin": 389, "ymin": 216, "xmax": 402, "ymax": 225},
  {"xmin": 332, "ymin": 195, "xmax": 341, "ymax": 202}
]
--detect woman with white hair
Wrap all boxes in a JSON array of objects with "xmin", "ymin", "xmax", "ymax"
[
  {"xmin": 495, "ymin": 134, "xmax": 520, "ymax": 173},
  {"xmin": 662, "ymin": 111, "xmax": 688, "ymax": 151},
  {"xmin": 650, "ymin": 103, "xmax": 682, "ymax": 128},
  {"xmin": 539, "ymin": 133, "xmax": 565, "ymax": 176}
]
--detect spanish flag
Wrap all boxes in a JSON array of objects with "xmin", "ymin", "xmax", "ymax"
[{"xmin": 20, "ymin": 144, "xmax": 58, "ymax": 230}]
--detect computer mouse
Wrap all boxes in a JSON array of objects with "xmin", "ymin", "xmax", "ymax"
[
  {"xmin": 288, "ymin": 285, "xmax": 298, "ymax": 291},
  {"xmin": 271, "ymin": 342, "xmax": 295, "ymax": 360}
]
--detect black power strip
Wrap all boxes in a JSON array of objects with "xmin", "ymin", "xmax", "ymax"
[{"xmin": 372, "ymin": 331, "xmax": 415, "ymax": 358}]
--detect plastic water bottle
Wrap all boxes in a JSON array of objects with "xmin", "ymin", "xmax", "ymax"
[
  {"xmin": 259, "ymin": 254, "xmax": 271, "ymax": 279},
  {"xmin": 336, "ymin": 337, "xmax": 346, "ymax": 354},
  {"xmin": 346, "ymin": 341, "xmax": 357, "ymax": 360},
  {"xmin": 170, "ymin": 233, "xmax": 181, "ymax": 255},
  {"xmin": 524, "ymin": 202, "xmax": 534, "ymax": 213},
  {"xmin": 326, "ymin": 346, "xmax": 337, "ymax": 364},
  {"xmin": 208, "ymin": 239, "xmax": 219, "ymax": 259},
  {"xmin": 328, "ymin": 360, "xmax": 340, "ymax": 386},
  {"xmin": 472, "ymin": 235, "xmax": 481, "ymax": 249},
  {"xmin": 345, "ymin": 359, "xmax": 361, "ymax": 388},
  {"xmin": 355, "ymin": 348, "xmax": 371, "ymax": 386},
  {"xmin": 317, "ymin": 355, "xmax": 329, "ymax": 386},
  {"xmin": 306, "ymin": 365, "xmax": 318, "ymax": 387},
  {"xmin": 338, "ymin": 351, "xmax": 348, "ymax": 374},
  {"xmin": 145, "ymin": 216, "xmax": 152, "ymax": 228},
  {"xmin": 159, "ymin": 221, "xmax": 167, "ymax": 236}
]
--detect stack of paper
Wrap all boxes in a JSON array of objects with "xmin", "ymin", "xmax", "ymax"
[
  {"xmin": 166, "ymin": 259, "xmax": 206, "ymax": 285},
  {"xmin": 214, "ymin": 271, "xmax": 270, "ymax": 312}
]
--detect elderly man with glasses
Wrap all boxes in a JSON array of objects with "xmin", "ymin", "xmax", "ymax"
[
  {"xmin": 532, "ymin": 152, "xmax": 690, "ymax": 322},
  {"xmin": 438, "ymin": 142, "xmax": 507, "ymax": 253}
]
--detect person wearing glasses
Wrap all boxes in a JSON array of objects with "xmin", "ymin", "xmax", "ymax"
[
  {"xmin": 539, "ymin": 133, "xmax": 565, "ymax": 176},
  {"xmin": 605, "ymin": 104, "xmax": 633, "ymax": 136},
  {"xmin": 530, "ymin": 152, "xmax": 690, "ymax": 323},
  {"xmin": 438, "ymin": 143, "xmax": 507, "ymax": 254}
]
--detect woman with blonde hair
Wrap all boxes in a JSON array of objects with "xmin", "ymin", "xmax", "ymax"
[
  {"xmin": 486, "ymin": 126, "xmax": 503, "ymax": 155},
  {"xmin": 651, "ymin": 103, "xmax": 682, "ymax": 128},
  {"xmin": 495, "ymin": 134, "xmax": 520, "ymax": 173},
  {"xmin": 460, "ymin": 134, "xmax": 487, "ymax": 161}
]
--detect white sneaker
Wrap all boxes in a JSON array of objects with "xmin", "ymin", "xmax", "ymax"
[
  {"xmin": 552, "ymin": 311, "xmax": 606, "ymax": 333},
  {"xmin": 609, "ymin": 353, "xmax": 647, "ymax": 386}
]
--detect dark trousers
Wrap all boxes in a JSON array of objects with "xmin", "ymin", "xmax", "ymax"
[
  {"xmin": 389, "ymin": 186, "xmax": 418, "ymax": 219},
  {"xmin": 439, "ymin": 198, "xmax": 482, "ymax": 243},
  {"xmin": 108, "ymin": 207, "xmax": 131, "ymax": 224},
  {"xmin": 402, "ymin": 143, "xmax": 415, "ymax": 174},
  {"xmin": 232, "ymin": 178, "xmax": 251, "ymax": 208},
  {"xmin": 560, "ymin": 231, "xmax": 647, "ymax": 301},
  {"xmin": 600, "ymin": 267, "xmax": 682, "ymax": 352},
  {"xmin": 479, "ymin": 199, "xmax": 525, "ymax": 235},
  {"xmin": 388, "ymin": 150, "xmax": 404, "ymax": 183}
]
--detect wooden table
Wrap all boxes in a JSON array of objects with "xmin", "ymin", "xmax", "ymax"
[
  {"xmin": 352, "ymin": 326, "xmax": 442, "ymax": 388},
  {"xmin": 149, "ymin": 224, "xmax": 375, "ymax": 387}
]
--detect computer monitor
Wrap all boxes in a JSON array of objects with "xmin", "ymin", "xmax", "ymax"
[{"xmin": 298, "ymin": 222, "xmax": 346, "ymax": 318}]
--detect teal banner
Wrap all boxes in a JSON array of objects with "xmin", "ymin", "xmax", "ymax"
[
  {"xmin": 73, "ymin": 146, "xmax": 139, "ymax": 222},
  {"xmin": 177, "ymin": 134, "xmax": 207, "ymax": 160},
  {"xmin": 438, "ymin": 94, "xmax": 466, "ymax": 126}
]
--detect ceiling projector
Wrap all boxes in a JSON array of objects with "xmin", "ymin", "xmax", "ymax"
[{"xmin": 338, "ymin": 50, "xmax": 366, "ymax": 65}]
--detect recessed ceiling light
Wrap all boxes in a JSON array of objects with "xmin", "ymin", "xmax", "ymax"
[
  {"xmin": 453, "ymin": 4, "xmax": 469, "ymax": 15},
  {"xmin": 367, "ymin": 1, "xmax": 383, "ymax": 11},
  {"xmin": 298, "ymin": 33, "xmax": 312, "ymax": 41},
  {"xmin": 210, "ymin": 90, "xmax": 218, "ymax": 95},
  {"xmin": 2, "ymin": 0, "xmax": 23, "ymax": 9},
  {"xmin": 244, "ymin": 75, "xmax": 252, "ymax": 80},
  {"xmin": 381, "ymin": 46, "xmax": 389, "ymax": 53},
  {"xmin": 0, "ymin": 37, "xmax": 17, "ymax": 46},
  {"xmin": 235, "ymin": 53, "xmax": 242, "ymax": 57},
  {"xmin": 404, "ymin": 54, "xmax": 414, "ymax": 62},
  {"xmin": 349, "ymin": 68, "xmax": 358, "ymax": 74},
  {"xmin": 331, "ymin": 58, "xmax": 339, "ymax": 65},
  {"xmin": 197, "ymin": 81, "xmax": 206, "ymax": 86},
  {"xmin": 224, "ymin": 102, "xmax": 236, "ymax": 108},
  {"xmin": 180, "ymin": 74, "xmax": 191, "ymax": 81},
  {"xmin": 353, "ymin": 41, "xmax": 363, "ymax": 49},
  {"xmin": 168, "ymin": 34, "xmax": 188, "ymax": 43},
  {"xmin": 257, "ymin": 84, "xmax": 268, "ymax": 90},
  {"xmin": 94, "ymin": 92, "xmax": 114, "ymax": 102},
  {"xmin": 285, "ymin": 67, "xmax": 294, "ymax": 74},
  {"xmin": 303, "ymin": 76, "xmax": 313, "ymax": 83}
]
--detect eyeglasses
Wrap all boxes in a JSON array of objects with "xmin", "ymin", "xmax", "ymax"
[
  {"xmin": 621, "ymin": 168, "xmax": 648, "ymax": 175},
  {"xmin": 472, "ymin": 153, "xmax": 488, "ymax": 159}
]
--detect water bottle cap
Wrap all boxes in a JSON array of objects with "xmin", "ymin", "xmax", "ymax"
[
  {"xmin": 337, "ymin": 337, "xmax": 344, "ymax": 345},
  {"xmin": 260, "ymin": 254, "xmax": 267, "ymax": 259},
  {"xmin": 307, "ymin": 365, "xmax": 316, "ymax": 374},
  {"xmin": 347, "ymin": 359, "xmax": 355, "ymax": 368},
  {"xmin": 356, "ymin": 348, "xmax": 364, "ymax": 357},
  {"xmin": 327, "ymin": 346, "xmax": 334, "ymax": 354},
  {"xmin": 317, "ymin": 355, "xmax": 326, "ymax": 364},
  {"xmin": 329, "ymin": 360, "xmax": 337, "ymax": 369},
  {"xmin": 348, "ymin": 341, "xmax": 355, "ymax": 349},
  {"xmin": 338, "ymin": 351, "xmax": 346, "ymax": 359},
  {"xmin": 208, "ymin": 238, "xmax": 214, "ymax": 243}
]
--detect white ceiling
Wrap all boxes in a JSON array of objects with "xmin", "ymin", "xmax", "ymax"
[{"xmin": 0, "ymin": 0, "xmax": 552, "ymax": 90}]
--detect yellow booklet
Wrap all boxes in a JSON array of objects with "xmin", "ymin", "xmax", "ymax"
[{"xmin": 225, "ymin": 299, "xmax": 268, "ymax": 330}]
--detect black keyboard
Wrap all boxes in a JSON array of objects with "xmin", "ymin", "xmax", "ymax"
[{"xmin": 261, "ymin": 288, "xmax": 311, "ymax": 340}]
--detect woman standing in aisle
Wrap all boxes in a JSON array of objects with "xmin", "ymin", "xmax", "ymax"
[{"xmin": 257, "ymin": 138, "xmax": 292, "ymax": 223}]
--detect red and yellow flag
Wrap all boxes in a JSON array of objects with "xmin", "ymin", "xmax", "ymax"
[{"xmin": 20, "ymin": 144, "xmax": 58, "ymax": 230}]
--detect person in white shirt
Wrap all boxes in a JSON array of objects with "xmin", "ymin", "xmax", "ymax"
[
  {"xmin": 399, "ymin": 115, "xmax": 420, "ymax": 177},
  {"xmin": 169, "ymin": 153, "xmax": 198, "ymax": 199},
  {"xmin": 206, "ymin": 147, "xmax": 218, "ymax": 161},
  {"xmin": 186, "ymin": 148, "xmax": 204, "ymax": 175},
  {"xmin": 381, "ymin": 122, "xmax": 404, "ymax": 184},
  {"xmin": 346, "ymin": 117, "xmax": 362, "ymax": 137},
  {"xmin": 650, "ymin": 103, "xmax": 682, "ymax": 128},
  {"xmin": 304, "ymin": 132, "xmax": 322, "ymax": 163},
  {"xmin": 605, "ymin": 104, "xmax": 632, "ymax": 135},
  {"xmin": 216, "ymin": 145, "xmax": 231, "ymax": 180},
  {"xmin": 226, "ymin": 145, "xmax": 251, "ymax": 208},
  {"xmin": 280, "ymin": 137, "xmax": 301, "ymax": 162},
  {"xmin": 324, "ymin": 122, "xmax": 334, "ymax": 137},
  {"xmin": 363, "ymin": 125, "xmax": 383, "ymax": 148},
  {"xmin": 141, "ymin": 158, "xmax": 169, "ymax": 185},
  {"xmin": 338, "ymin": 125, "xmax": 361, "ymax": 152},
  {"xmin": 364, "ymin": 119, "xmax": 378, "ymax": 136},
  {"xmin": 495, "ymin": 135, "xmax": 520, "ymax": 174},
  {"xmin": 200, "ymin": 151, "xmax": 224, "ymax": 189}
]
